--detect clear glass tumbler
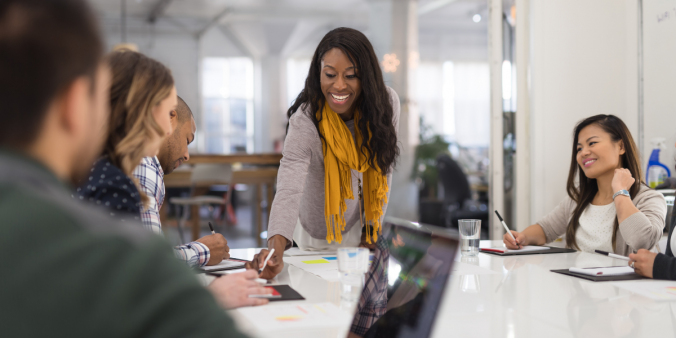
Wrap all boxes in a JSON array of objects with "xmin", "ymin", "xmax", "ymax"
[
  {"xmin": 337, "ymin": 247, "xmax": 370, "ymax": 302},
  {"xmin": 459, "ymin": 219, "xmax": 481, "ymax": 256}
]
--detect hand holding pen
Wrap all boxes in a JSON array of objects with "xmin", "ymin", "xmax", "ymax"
[{"xmin": 495, "ymin": 210, "xmax": 523, "ymax": 249}]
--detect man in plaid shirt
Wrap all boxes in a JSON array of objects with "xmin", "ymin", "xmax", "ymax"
[{"xmin": 133, "ymin": 97, "xmax": 229, "ymax": 267}]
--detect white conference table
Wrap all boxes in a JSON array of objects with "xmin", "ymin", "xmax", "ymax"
[{"xmin": 201, "ymin": 242, "xmax": 676, "ymax": 338}]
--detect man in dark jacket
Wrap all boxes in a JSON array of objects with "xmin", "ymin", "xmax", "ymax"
[{"xmin": 0, "ymin": 0, "xmax": 252, "ymax": 336}]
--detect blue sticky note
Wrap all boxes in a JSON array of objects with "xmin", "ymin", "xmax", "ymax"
[{"xmin": 322, "ymin": 256, "xmax": 337, "ymax": 261}]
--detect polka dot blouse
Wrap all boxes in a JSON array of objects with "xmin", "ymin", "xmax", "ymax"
[{"xmin": 74, "ymin": 156, "xmax": 142, "ymax": 223}]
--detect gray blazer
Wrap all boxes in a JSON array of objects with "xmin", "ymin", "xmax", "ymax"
[{"xmin": 537, "ymin": 185, "xmax": 667, "ymax": 255}]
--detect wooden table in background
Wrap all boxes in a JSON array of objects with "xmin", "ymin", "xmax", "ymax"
[
  {"xmin": 164, "ymin": 153, "xmax": 282, "ymax": 247},
  {"xmin": 188, "ymin": 153, "xmax": 282, "ymax": 165}
]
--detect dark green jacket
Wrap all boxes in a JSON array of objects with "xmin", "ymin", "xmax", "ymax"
[{"xmin": 0, "ymin": 149, "xmax": 248, "ymax": 338}]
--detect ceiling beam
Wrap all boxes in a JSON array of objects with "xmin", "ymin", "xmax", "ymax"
[
  {"xmin": 217, "ymin": 24, "xmax": 255, "ymax": 58},
  {"xmin": 197, "ymin": 7, "xmax": 230, "ymax": 38},
  {"xmin": 147, "ymin": 0, "xmax": 173, "ymax": 23}
]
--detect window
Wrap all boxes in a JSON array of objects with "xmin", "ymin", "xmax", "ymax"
[
  {"xmin": 450, "ymin": 62, "xmax": 490, "ymax": 147},
  {"xmin": 415, "ymin": 62, "xmax": 446, "ymax": 137},
  {"xmin": 415, "ymin": 61, "xmax": 489, "ymax": 147},
  {"xmin": 286, "ymin": 58, "xmax": 312, "ymax": 107},
  {"xmin": 202, "ymin": 57, "xmax": 254, "ymax": 154}
]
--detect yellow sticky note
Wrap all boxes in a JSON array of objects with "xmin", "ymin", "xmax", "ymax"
[{"xmin": 302, "ymin": 259, "xmax": 330, "ymax": 264}]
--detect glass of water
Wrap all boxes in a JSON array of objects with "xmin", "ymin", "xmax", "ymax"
[
  {"xmin": 459, "ymin": 219, "xmax": 481, "ymax": 256},
  {"xmin": 337, "ymin": 247, "xmax": 369, "ymax": 302}
]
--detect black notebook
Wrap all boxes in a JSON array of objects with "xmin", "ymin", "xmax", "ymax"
[
  {"xmin": 551, "ymin": 269, "xmax": 646, "ymax": 282},
  {"xmin": 265, "ymin": 284, "xmax": 305, "ymax": 302},
  {"xmin": 480, "ymin": 246, "xmax": 576, "ymax": 256}
]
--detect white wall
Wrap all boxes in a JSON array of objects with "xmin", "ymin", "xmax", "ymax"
[
  {"xmin": 526, "ymin": 0, "xmax": 639, "ymax": 228},
  {"xmin": 643, "ymin": 0, "xmax": 676, "ymax": 177}
]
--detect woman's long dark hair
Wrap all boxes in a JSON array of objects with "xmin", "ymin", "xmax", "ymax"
[
  {"xmin": 287, "ymin": 27, "xmax": 399, "ymax": 174},
  {"xmin": 565, "ymin": 114, "xmax": 644, "ymax": 251}
]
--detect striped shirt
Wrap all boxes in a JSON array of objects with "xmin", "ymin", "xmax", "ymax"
[{"xmin": 133, "ymin": 157, "xmax": 210, "ymax": 267}]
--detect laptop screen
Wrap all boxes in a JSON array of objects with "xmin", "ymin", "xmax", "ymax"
[{"xmin": 348, "ymin": 218, "xmax": 459, "ymax": 338}]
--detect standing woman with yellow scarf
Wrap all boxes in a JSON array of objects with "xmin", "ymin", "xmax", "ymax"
[{"xmin": 246, "ymin": 28, "xmax": 400, "ymax": 279}]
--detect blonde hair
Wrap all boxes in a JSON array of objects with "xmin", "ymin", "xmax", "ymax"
[{"xmin": 104, "ymin": 50, "xmax": 174, "ymax": 209}]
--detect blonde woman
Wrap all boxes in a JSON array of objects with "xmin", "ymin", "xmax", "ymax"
[
  {"xmin": 75, "ymin": 50, "xmax": 270, "ymax": 309},
  {"xmin": 76, "ymin": 50, "xmax": 175, "ymax": 220}
]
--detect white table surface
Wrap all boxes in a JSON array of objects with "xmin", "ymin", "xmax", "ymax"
[{"xmin": 202, "ymin": 242, "xmax": 676, "ymax": 338}]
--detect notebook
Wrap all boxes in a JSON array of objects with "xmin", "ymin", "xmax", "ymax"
[
  {"xmin": 551, "ymin": 267, "xmax": 646, "ymax": 282},
  {"xmin": 568, "ymin": 266, "xmax": 635, "ymax": 276},
  {"xmin": 200, "ymin": 259, "xmax": 245, "ymax": 272},
  {"xmin": 480, "ymin": 246, "xmax": 576, "ymax": 256},
  {"xmin": 248, "ymin": 285, "xmax": 305, "ymax": 302},
  {"xmin": 480, "ymin": 246, "xmax": 551, "ymax": 254},
  {"xmin": 348, "ymin": 217, "xmax": 459, "ymax": 338}
]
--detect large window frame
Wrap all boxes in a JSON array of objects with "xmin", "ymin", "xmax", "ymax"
[{"xmin": 201, "ymin": 57, "xmax": 255, "ymax": 154}]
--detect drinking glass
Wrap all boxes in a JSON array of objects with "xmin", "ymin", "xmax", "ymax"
[
  {"xmin": 459, "ymin": 219, "xmax": 481, "ymax": 256},
  {"xmin": 337, "ymin": 247, "xmax": 369, "ymax": 302}
]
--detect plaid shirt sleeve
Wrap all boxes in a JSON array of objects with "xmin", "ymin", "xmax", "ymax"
[
  {"xmin": 132, "ymin": 157, "xmax": 163, "ymax": 236},
  {"xmin": 350, "ymin": 237, "xmax": 389, "ymax": 336},
  {"xmin": 133, "ymin": 157, "xmax": 211, "ymax": 268},
  {"xmin": 174, "ymin": 242, "xmax": 210, "ymax": 267}
]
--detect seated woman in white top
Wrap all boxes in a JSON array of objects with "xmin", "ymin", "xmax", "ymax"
[{"xmin": 504, "ymin": 114, "xmax": 666, "ymax": 255}]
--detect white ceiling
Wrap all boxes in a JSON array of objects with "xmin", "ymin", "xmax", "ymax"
[
  {"xmin": 89, "ymin": 0, "xmax": 494, "ymax": 61},
  {"xmin": 89, "ymin": 0, "xmax": 488, "ymax": 27}
]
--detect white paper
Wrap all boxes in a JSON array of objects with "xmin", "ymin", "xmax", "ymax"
[
  {"xmin": 482, "ymin": 246, "xmax": 551, "ymax": 253},
  {"xmin": 284, "ymin": 256, "xmax": 341, "ymax": 280},
  {"xmin": 284, "ymin": 247, "xmax": 337, "ymax": 257},
  {"xmin": 237, "ymin": 302, "xmax": 351, "ymax": 331},
  {"xmin": 452, "ymin": 261, "xmax": 499, "ymax": 275},
  {"xmin": 202, "ymin": 260, "xmax": 245, "ymax": 272},
  {"xmin": 569, "ymin": 266, "xmax": 636, "ymax": 276},
  {"xmin": 612, "ymin": 281, "xmax": 676, "ymax": 301}
]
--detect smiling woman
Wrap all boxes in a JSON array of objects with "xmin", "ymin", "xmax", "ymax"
[
  {"xmin": 75, "ymin": 50, "xmax": 176, "ymax": 220},
  {"xmin": 502, "ymin": 115, "xmax": 666, "ymax": 256},
  {"xmin": 246, "ymin": 27, "xmax": 400, "ymax": 279}
]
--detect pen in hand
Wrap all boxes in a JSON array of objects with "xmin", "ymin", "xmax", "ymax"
[
  {"xmin": 259, "ymin": 248, "xmax": 275, "ymax": 275},
  {"xmin": 594, "ymin": 250, "xmax": 630, "ymax": 261},
  {"xmin": 208, "ymin": 221, "xmax": 216, "ymax": 235},
  {"xmin": 495, "ymin": 210, "xmax": 519, "ymax": 248}
]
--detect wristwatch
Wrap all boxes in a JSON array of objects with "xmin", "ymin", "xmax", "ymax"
[{"xmin": 613, "ymin": 189, "xmax": 630, "ymax": 200}]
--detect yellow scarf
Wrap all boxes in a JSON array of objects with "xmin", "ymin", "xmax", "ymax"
[{"xmin": 317, "ymin": 102, "xmax": 388, "ymax": 244}]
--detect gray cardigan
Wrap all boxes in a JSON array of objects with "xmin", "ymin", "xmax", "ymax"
[
  {"xmin": 537, "ymin": 185, "xmax": 666, "ymax": 255},
  {"xmin": 267, "ymin": 87, "xmax": 400, "ymax": 247}
]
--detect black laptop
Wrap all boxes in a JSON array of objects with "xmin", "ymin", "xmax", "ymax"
[{"xmin": 348, "ymin": 217, "xmax": 459, "ymax": 338}]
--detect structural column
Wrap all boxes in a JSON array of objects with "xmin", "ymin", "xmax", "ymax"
[
  {"xmin": 489, "ymin": 0, "xmax": 504, "ymax": 239},
  {"xmin": 257, "ymin": 55, "xmax": 287, "ymax": 153},
  {"xmin": 514, "ymin": 0, "xmax": 530, "ymax": 231}
]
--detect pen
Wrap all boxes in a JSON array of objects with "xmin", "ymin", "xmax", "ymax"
[
  {"xmin": 594, "ymin": 250, "xmax": 630, "ymax": 261},
  {"xmin": 494, "ymin": 210, "xmax": 518, "ymax": 247},
  {"xmin": 208, "ymin": 221, "xmax": 215, "ymax": 235},
  {"xmin": 259, "ymin": 248, "xmax": 275, "ymax": 274}
]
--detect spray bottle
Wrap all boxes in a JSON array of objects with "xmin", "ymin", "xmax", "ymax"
[{"xmin": 646, "ymin": 138, "xmax": 671, "ymax": 188}]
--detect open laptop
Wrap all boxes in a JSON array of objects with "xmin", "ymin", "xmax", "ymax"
[{"xmin": 348, "ymin": 217, "xmax": 459, "ymax": 338}]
